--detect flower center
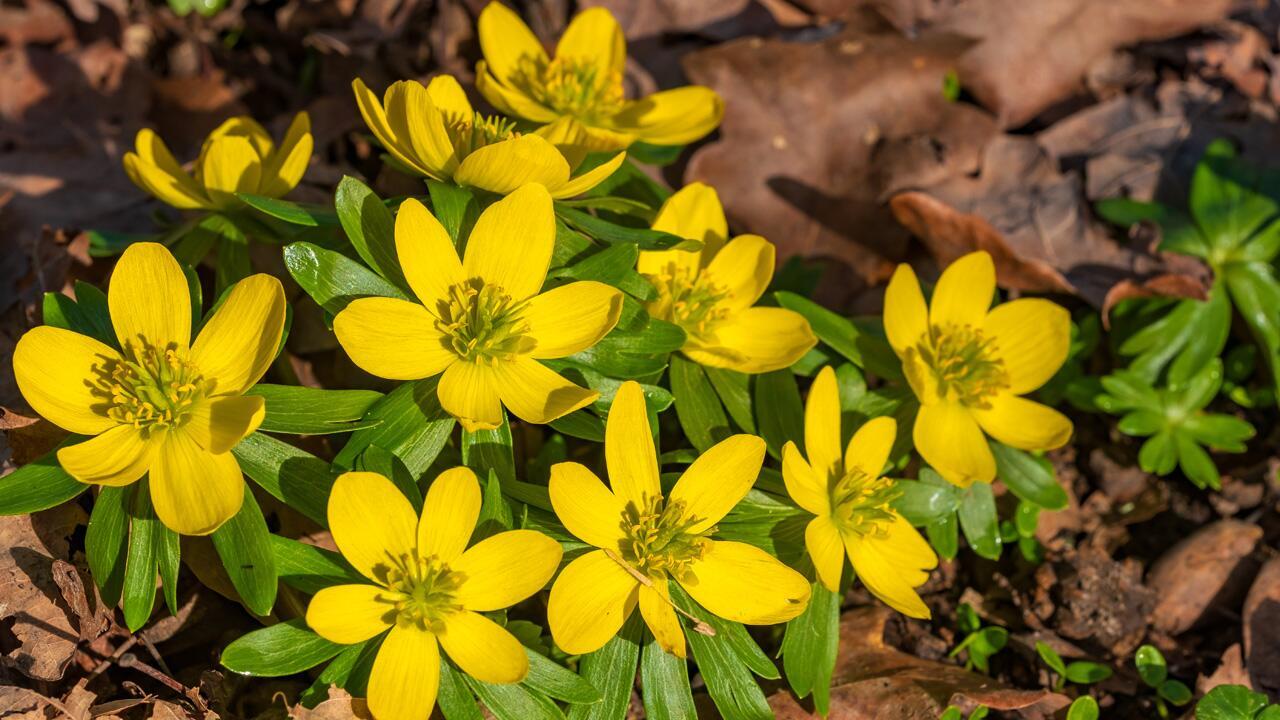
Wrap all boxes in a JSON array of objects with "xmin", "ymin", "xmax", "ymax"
[
  {"xmin": 381, "ymin": 552, "xmax": 465, "ymax": 633},
  {"xmin": 620, "ymin": 496, "xmax": 709, "ymax": 582},
  {"xmin": 904, "ymin": 324, "xmax": 1009, "ymax": 408},
  {"xmin": 645, "ymin": 266, "xmax": 729, "ymax": 341},
  {"xmin": 518, "ymin": 56, "xmax": 625, "ymax": 120},
  {"xmin": 446, "ymin": 111, "xmax": 519, "ymax": 158},
  {"xmin": 90, "ymin": 342, "xmax": 212, "ymax": 437},
  {"xmin": 433, "ymin": 279, "xmax": 535, "ymax": 363},
  {"xmin": 828, "ymin": 467, "xmax": 900, "ymax": 538}
]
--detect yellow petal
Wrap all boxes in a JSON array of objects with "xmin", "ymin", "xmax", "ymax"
[
  {"xmin": 190, "ymin": 274, "xmax": 286, "ymax": 395},
  {"xmin": 13, "ymin": 326, "xmax": 118, "ymax": 435},
  {"xmin": 418, "ymin": 466, "xmax": 481, "ymax": 563},
  {"xmin": 368, "ymin": 625, "xmax": 439, "ymax": 720},
  {"xmin": 150, "ymin": 430, "xmax": 244, "ymax": 535},
  {"xmin": 930, "ymin": 251, "xmax": 994, "ymax": 330},
  {"xmin": 184, "ymin": 395, "xmax": 264, "ymax": 454},
  {"xmin": 883, "ymin": 263, "xmax": 929, "ymax": 356},
  {"xmin": 124, "ymin": 154, "xmax": 210, "ymax": 209},
  {"xmin": 437, "ymin": 361, "xmax": 502, "ymax": 431},
  {"xmin": 609, "ymin": 86, "xmax": 724, "ymax": 146},
  {"xmin": 454, "ymin": 135, "xmax": 571, "ymax": 196},
  {"xmin": 549, "ymin": 151, "xmax": 627, "ymax": 200},
  {"xmin": 352, "ymin": 78, "xmax": 430, "ymax": 176},
  {"xmin": 684, "ymin": 306, "xmax": 816, "ymax": 374},
  {"xmin": 328, "ymin": 471, "xmax": 419, "ymax": 583},
  {"xmin": 845, "ymin": 514, "xmax": 935, "ymax": 619},
  {"xmin": 549, "ymin": 461, "xmax": 626, "ymax": 549},
  {"xmin": 556, "ymin": 7, "xmax": 626, "ymax": 80},
  {"xmin": 805, "ymin": 516, "xmax": 844, "ymax": 593},
  {"xmin": 547, "ymin": 549, "xmax": 639, "ymax": 655},
  {"xmin": 804, "ymin": 366, "xmax": 842, "ymax": 482},
  {"xmin": 451, "ymin": 529, "xmax": 562, "ymax": 611},
  {"xmin": 984, "ymin": 298, "xmax": 1070, "ymax": 395},
  {"xmin": 334, "ymin": 297, "xmax": 456, "ymax": 381},
  {"xmin": 493, "ymin": 356, "xmax": 598, "ymax": 425},
  {"xmin": 384, "ymin": 80, "xmax": 456, "ymax": 179},
  {"xmin": 679, "ymin": 540, "xmax": 810, "ymax": 625},
  {"xmin": 425, "ymin": 74, "xmax": 474, "ymax": 123},
  {"xmin": 477, "ymin": 2, "xmax": 549, "ymax": 86},
  {"xmin": 462, "ymin": 182, "xmax": 555, "ymax": 300},
  {"xmin": 638, "ymin": 578, "xmax": 686, "ymax": 659},
  {"xmin": 604, "ymin": 381, "xmax": 661, "ymax": 511},
  {"xmin": 475, "ymin": 62, "xmax": 561, "ymax": 123},
  {"xmin": 199, "ymin": 136, "xmax": 262, "ymax": 207},
  {"xmin": 56, "ymin": 426, "xmax": 154, "ymax": 487},
  {"xmin": 396, "ymin": 197, "xmax": 465, "ymax": 309},
  {"xmin": 438, "ymin": 610, "xmax": 529, "ymax": 684},
  {"xmin": 524, "ymin": 281, "xmax": 623, "ymax": 359},
  {"xmin": 973, "ymin": 394, "xmax": 1073, "ymax": 452},
  {"xmin": 913, "ymin": 403, "xmax": 995, "ymax": 487},
  {"xmin": 132, "ymin": 128, "xmax": 204, "ymax": 198},
  {"xmin": 844, "ymin": 416, "xmax": 896, "ymax": 479},
  {"xmin": 306, "ymin": 583, "xmax": 395, "ymax": 644},
  {"xmin": 668, "ymin": 434, "xmax": 765, "ymax": 534},
  {"xmin": 781, "ymin": 442, "xmax": 827, "ymax": 515},
  {"xmin": 702, "ymin": 234, "xmax": 774, "ymax": 311},
  {"xmin": 109, "ymin": 242, "xmax": 191, "ymax": 353},
  {"xmin": 259, "ymin": 112, "xmax": 312, "ymax": 197},
  {"xmin": 638, "ymin": 181, "xmax": 726, "ymax": 275},
  {"xmin": 207, "ymin": 116, "xmax": 273, "ymax": 157}
]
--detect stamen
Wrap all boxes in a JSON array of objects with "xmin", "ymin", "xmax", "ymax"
[
  {"xmin": 828, "ymin": 467, "xmax": 900, "ymax": 539},
  {"xmin": 905, "ymin": 324, "xmax": 1010, "ymax": 408},
  {"xmin": 90, "ymin": 340, "xmax": 212, "ymax": 437},
  {"xmin": 379, "ymin": 552, "xmax": 465, "ymax": 633},
  {"xmin": 644, "ymin": 265, "xmax": 729, "ymax": 342},
  {"xmin": 446, "ymin": 111, "xmax": 519, "ymax": 157},
  {"xmin": 433, "ymin": 278, "xmax": 535, "ymax": 363},
  {"xmin": 619, "ymin": 496, "xmax": 710, "ymax": 583},
  {"xmin": 515, "ymin": 56, "xmax": 625, "ymax": 120}
]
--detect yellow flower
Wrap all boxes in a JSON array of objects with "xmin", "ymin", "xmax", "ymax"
[
  {"xmin": 123, "ymin": 113, "xmax": 312, "ymax": 211},
  {"xmin": 782, "ymin": 367, "xmax": 937, "ymax": 618},
  {"xmin": 884, "ymin": 251, "xmax": 1073, "ymax": 487},
  {"xmin": 334, "ymin": 183, "xmax": 623, "ymax": 431},
  {"xmin": 13, "ymin": 242, "xmax": 286, "ymax": 534},
  {"xmin": 637, "ymin": 183, "xmax": 816, "ymax": 373},
  {"xmin": 546, "ymin": 381, "xmax": 810, "ymax": 658},
  {"xmin": 352, "ymin": 75, "xmax": 626, "ymax": 197},
  {"xmin": 476, "ymin": 3, "xmax": 724, "ymax": 151},
  {"xmin": 306, "ymin": 468, "xmax": 562, "ymax": 720}
]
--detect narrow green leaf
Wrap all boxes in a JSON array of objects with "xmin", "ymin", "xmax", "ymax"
[
  {"xmin": 299, "ymin": 638, "xmax": 380, "ymax": 707},
  {"xmin": 123, "ymin": 484, "xmax": 160, "ymax": 632},
  {"xmin": 335, "ymin": 377, "xmax": 456, "ymax": 478},
  {"xmin": 86, "ymin": 485, "xmax": 132, "ymax": 606},
  {"xmin": 774, "ymin": 291, "xmax": 863, "ymax": 366},
  {"xmin": 669, "ymin": 355, "xmax": 730, "ymax": 452},
  {"xmin": 283, "ymin": 241, "xmax": 408, "ymax": 314},
  {"xmin": 991, "ymin": 441, "xmax": 1067, "ymax": 510},
  {"xmin": 335, "ymin": 176, "xmax": 411, "ymax": 291},
  {"xmin": 754, "ymin": 370, "xmax": 804, "ymax": 460},
  {"xmin": 438, "ymin": 659, "xmax": 485, "ymax": 720},
  {"xmin": 673, "ymin": 586, "xmax": 772, "ymax": 720},
  {"xmin": 237, "ymin": 193, "xmax": 340, "ymax": 227},
  {"xmin": 0, "ymin": 443, "xmax": 87, "ymax": 515},
  {"xmin": 270, "ymin": 535, "xmax": 364, "ymax": 594},
  {"xmin": 1064, "ymin": 661, "xmax": 1113, "ymax": 685},
  {"xmin": 567, "ymin": 614, "xmax": 642, "ymax": 720},
  {"xmin": 523, "ymin": 649, "xmax": 601, "ymax": 704},
  {"xmin": 781, "ymin": 583, "xmax": 839, "ymax": 715},
  {"xmin": 427, "ymin": 179, "xmax": 481, "ymax": 244},
  {"xmin": 156, "ymin": 523, "xmax": 180, "ymax": 615},
  {"xmin": 705, "ymin": 367, "xmax": 755, "ymax": 433},
  {"xmin": 247, "ymin": 384, "xmax": 384, "ymax": 435},
  {"xmin": 957, "ymin": 482, "xmax": 1001, "ymax": 560},
  {"xmin": 233, "ymin": 432, "xmax": 338, "ymax": 527},
  {"xmin": 892, "ymin": 479, "xmax": 958, "ymax": 526},
  {"xmin": 468, "ymin": 675, "xmax": 567, "ymax": 720},
  {"xmin": 640, "ymin": 634, "xmax": 696, "ymax": 720},
  {"xmin": 211, "ymin": 488, "xmax": 278, "ymax": 615},
  {"xmin": 926, "ymin": 512, "xmax": 959, "ymax": 560},
  {"xmin": 220, "ymin": 619, "xmax": 344, "ymax": 677},
  {"xmin": 556, "ymin": 205, "xmax": 687, "ymax": 250},
  {"xmin": 462, "ymin": 415, "xmax": 552, "ymax": 511}
]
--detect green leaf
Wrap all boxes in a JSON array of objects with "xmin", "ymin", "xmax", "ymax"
[
  {"xmin": 1161, "ymin": 679, "xmax": 1192, "ymax": 706},
  {"xmin": 1175, "ymin": 432, "xmax": 1221, "ymax": 490},
  {"xmin": 156, "ymin": 521, "xmax": 180, "ymax": 615},
  {"xmin": 335, "ymin": 377, "xmax": 456, "ymax": 478},
  {"xmin": 1139, "ymin": 431, "xmax": 1178, "ymax": 476},
  {"xmin": 549, "ymin": 409, "xmax": 605, "ymax": 441},
  {"xmin": 892, "ymin": 479, "xmax": 958, "ymax": 526},
  {"xmin": 705, "ymin": 367, "xmax": 755, "ymax": 434},
  {"xmin": 1066, "ymin": 696, "xmax": 1099, "ymax": 720},
  {"xmin": 556, "ymin": 205, "xmax": 688, "ymax": 250},
  {"xmin": 754, "ymin": 369, "xmax": 804, "ymax": 460},
  {"xmin": 123, "ymin": 484, "xmax": 160, "ymax": 632},
  {"xmin": 1095, "ymin": 198, "xmax": 1171, "ymax": 226},
  {"xmin": 780, "ymin": 583, "xmax": 839, "ymax": 715},
  {"xmin": 1135, "ymin": 645, "xmax": 1167, "ymax": 687},
  {"xmin": 550, "ymin": 242, "xmax": 639, "ymax": 287},
  {"xmin": 957, "ymin": 482, "xmax": 1001, "ymax": 560},
  {"xmin": 86, "ymin": 485, "xmax": 132, "ymax": 606},
  {"xmin": 669, "ymin": 355, "xmax": 731, "ymax": 452},
  {"xmin": 566, "ymin": 614, "xmax": 642, "ymax": 720},
  {"xmin": 270, "ymin": 535, "xmax": 364, "ymax": 594},
  {"xmin": 674, "ymin": 585, "xmax": 772, "ymax": 720},
  {"xmin": 438, "ymin": 660, "xmax": 485, "ymax": 720},
  {"xmin": 1190, "ymin": 139, "xmax": 1277, "ymax": 253},
  {"xmin": 523, "ymin": 649, "xmax": 601, "ymax": 704},
  {"xmin": 640, "ymin": 634, "xmax": 696, "ymax": 720},
  {"xmin": 927, "ymin": 512, "xmax": 959, "ymax": 560},
  {"xmin": 210, "ymin": 488, "xmax": 278, "ymax": 615},
  {"xmin": 215, "ymin": 237, "xmax": 252, "ymax": 293},
  {"xmin": 356, "ymin": 445, "xmax": 423, "ymax": 511},
  {"xmin": 1224, "ymin": 261, "xmax": 1280, "ymax": 401},
  {"xmin": 1035, "ymin": 641, "xmax": 1067, "ymax": 676},
  {"xmin": 247, "ymin": 384, "xmax": 384, "ymax": 435},
  {"xmin": 1195, "ymin": 684, "xmax": 1270, "ymax": 720},
  {"xmin": 468, "ymin": 676, "xmax": 566, "ymax": 720},
  {"xmin": 300, "ymin": 638, "xmax": 381, "ymax": 707},
  {"xmin": 283, "ymin": 241, "xmax": 408, "ymax": 314},
  {"xmin": 1064, "ymin": 661, "xmax": 1113, "ymax": 685},
  {"xmin": 774, "ymin": 291, "xmax": 863, "ymax": 367},
  {"xmin": 43, "ymin": 289, "xmax": 114, "ymax": 348},
  {"xmin": 233, "ymin": 432, "xmax": 338, "ymax": 527},
  {"xmin": 237, "ymin": 193, "xmax": 339, "ymax": 227},
  {"xmin": 220, "ymin": 619, "xmax": 345, "ymax": 677},
  {"xmin": 0, "ymin": 444, "xmax": 87, "ymax": 515},
  {"xmin": 475, "ymin": 470, "xmax": 514, "ymax": 540},
  {"xmin": 335, "ymin": 176, "xmax": 411, "ymax": 291},
  {"xmin": 991, "ymin": 441, "xmax": 1067, "ymax": 510},
  {"xmin": 427, "ymin": 179, "xmax": 481, "ymax": 244},
  {"xmin": 462, "ymin": 416, "xmax": 552, "ymax": 511}
]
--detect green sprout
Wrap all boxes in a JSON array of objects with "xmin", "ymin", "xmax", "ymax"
[
  {"xmin": 1035, "ymin": 641, "xmax": 1112, "ymax": 693},
  {"xmin": 948, "ymin": 604, "xmax": 1007, "ymax": 674},
  {"xmin": 1135, "ymin": 645, "xmax": 1192, "ymax": 718}
]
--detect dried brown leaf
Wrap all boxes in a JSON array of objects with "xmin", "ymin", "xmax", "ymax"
[{"xmin": 1148, "ymin": 519, "xmax": 1262, "ymax": 636}]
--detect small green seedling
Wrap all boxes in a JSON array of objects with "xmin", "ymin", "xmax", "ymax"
[
  {"xmin": 1195, "ymin": 684, "xmax": 1280, "ymax": 720},
  {"xmin": 1135, "ymin": 645, "xmax": 1192, "ymax": 717},
  {"xmin": 1035, "ymin": 641, "xmax": 1112, "ymax": 692},
  {"xmin": 948, "ymin": 604, "xmax": 1007, "ymax": 674},
  {"xmin": 939, "ymin": 704, "xmax": 988, "ymax": 720},
  {"xmin": 1067, "ymin": 696, "xmax": 1099, "ymax": 720},
  {"xmin": 999, "ymin": 500, "xmax": 1044, "ymax": 563}
]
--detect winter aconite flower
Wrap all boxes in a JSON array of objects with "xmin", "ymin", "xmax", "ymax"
[
  {"xmin": 638, "ymin": 182, "xmax": 816, "ymax": 373},
  {"xmin": 334, "ymin": 183, "xmax": 623, "ymax": 431},
  {"xmin": 547, "ymin": 381, "xmax": 810, "ymax": 658},
  {"xmin": 13, "ymin": 242, "xmax": 285, "ymax": 534},
  {"xmin": 352, "ymin": 74, "xmax": 625, "ymax": 197},
  {"xmin": 124, "ymin": 114, "xmax": 312, "ymax": 211},
  {"xmin": 782, "ymin": 366, "xmax": 937, "ymax": 618},
  {"xmin": 476, "ymin": 3, "xmax": 723, "ymax": 151},
  {"xmin": 884, "ymin": 251, "xmax": 1073, "ymax": 487},
  {"xmin": 306, "ymin": 468, "xmax": 562, "ymax": 720}
]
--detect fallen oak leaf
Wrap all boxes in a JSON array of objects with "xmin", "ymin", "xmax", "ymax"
[{"xmin": 1148, "ymin": 519, "xmax": 1261, "ymax": 636}]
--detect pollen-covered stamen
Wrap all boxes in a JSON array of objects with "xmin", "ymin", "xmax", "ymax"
[
  {"xmin": 907, "ymin": 324, "xmax": 1010, "ymax": 408},
  {"xmin": 446, "ymin": 111, "xmax": 519, "ymax": 157},
  {"xmin": 380, "ymin": 552, "xmax": 465, "ymax": 633},
  {"xmin": 90, "ymin": 341, "xmax": 213, "ymax": 437},
  {"xmin": 434, "ymin": 278, "xmax": 535, "ymax": 362},
  {"xmin": 828, "ymin": 467, "xmax": 900, "ymax": 538},
  {"xmin": 645, "ymin": 266, "xmax": 729, "ymax": 341},
  {"xmin": 619, "ymin": 496, "xmax": 709, "ymax": 582},
  {"xmin": 517, "ymin": 56, "xmax": 625, "ymax": 120}
]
